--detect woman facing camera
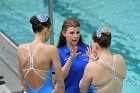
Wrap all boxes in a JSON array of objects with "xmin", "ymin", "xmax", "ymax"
[
  {"xmin": 52, "ymin": 18, "xmax": 93, "ymax": 93},
  {"xmin": 17, "ymin": 14, "xmax": 64, "ymax": 93},
  {"xmin": 80, "ymin": 28, "xmax": 126, "ymax": 93}
]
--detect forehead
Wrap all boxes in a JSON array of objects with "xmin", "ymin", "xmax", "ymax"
[{"xmin": 66, "ymin": 27, "xmax": 80, "ymax": 32}]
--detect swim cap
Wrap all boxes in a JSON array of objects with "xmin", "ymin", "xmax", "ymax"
[{"xmin": 36, "ymin": 14, "xmax": 48, "ymax": 22}]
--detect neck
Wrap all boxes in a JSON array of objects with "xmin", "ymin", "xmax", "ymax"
[
  {"xmin": 97, "ymin": 48, "xmax": 110, "ymax": 57},
  {"xmin": 66, "ymin": 43, "xmax": 77, "ymax": 50},
  {"xmin": 33, "ymin": 33, "xmax": 45, "ymax": 43}
]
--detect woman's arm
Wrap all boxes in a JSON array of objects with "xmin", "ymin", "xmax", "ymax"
[
  {"xmin": 17, "ymin": 45, "xmax": 28, "ymax": 93},
  {"xmin": 61, "ymin": 56, "xmax": 73, "ymax": 79},
  {"xmin": 79, "ymin": 63, "xmax": 93, "ymax": 93},
  {"xmin": 52, "ymin": 46, "xmax": 80, "ymax": 86},
  {"xmin": 51, "ymin": 46, "xmax": 65, "ymax": 93},
  {"xmin": 62, "ymin": 46, "xmax": 81, "ymax": 79}
]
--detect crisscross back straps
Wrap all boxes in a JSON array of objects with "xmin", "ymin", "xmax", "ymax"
[{"xmin": 27, "ymin": 43, "xmax": 42, "ymax": 69}]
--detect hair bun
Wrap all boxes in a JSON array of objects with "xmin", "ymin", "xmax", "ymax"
[
  {"xmin": 98, "ymin": 28, "xmax": 111, "ymax": 48},
  {"xmin": 101, "ymin": 28, "xmax": 111, "ymax": 38},
  {"xmin": 30, "ymin": 16, "xmax": 40, "ymax": 26}
]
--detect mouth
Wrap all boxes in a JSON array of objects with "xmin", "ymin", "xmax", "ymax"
[
  {"xmin": 72, "ymin": 39, "xmax": 78, "ymax": 41},
  {"xmin": 72, "ymin": 40, "xmax": 78, "ymax": 43}
]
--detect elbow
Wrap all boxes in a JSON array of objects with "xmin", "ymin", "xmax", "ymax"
[
  {"xmin": 79, "ymin": 88, "xmax": 86, "ymax": 93},
  {"xmin": 56, "ymin": 84, "xmax": 65, "ymax": 93},
  {"xmin": 79, "ymin": 84, "xmax": 83, "ymax": 93},
  {"xmin": 79, "ymin": 82, "xmax": 82, "ymax": 92},
  {"xmin": 80, "ymin": 89, "xmax": 86, "ymax": 93},
  {"xmin": 57, "ymin": 81, "xmax": 65, "ymax": 92},
  {"xmin": 79, "ymin": 81, "xmax": 86, "ymax": 93},
  {"xmin": 59, "ymin": 82, "xmax": 65, "ymax": 89}
]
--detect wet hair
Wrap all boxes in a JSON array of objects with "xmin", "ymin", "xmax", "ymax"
[
  {"xmin": 30, "ymin": 15, "xmax": 51, "ymax": 33},
  {"xmin": 92, "ymin": 28, "xmax": 111, "ymax": 48},
  {"xmin": 57, "ymin": 18, "xmax": 84, "ymax": 48}
]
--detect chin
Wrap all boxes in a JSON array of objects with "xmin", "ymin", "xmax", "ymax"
[{"xmin": 72, "ymin": 43, "xmax": 78, "ymax": 46}]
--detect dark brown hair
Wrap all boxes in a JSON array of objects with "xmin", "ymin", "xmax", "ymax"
[
  {"xmin": 92, "ymin": 28, "xmax": 111, "ymax": 48},
  {"xmin": 57, "ymin": 18, "xmax": 84, "ymax": 48},
  {"xmin": 30, "ymin": 16, "xmax": 51, "ymax": 33}
]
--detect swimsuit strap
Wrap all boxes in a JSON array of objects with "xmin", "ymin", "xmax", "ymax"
[
  {"xmin": 91, "ymin": 55, "xmax": 120, "ymax": 91},
  {"xmin": 27, "ymin": 43, "xmax": 42, "ymax": 69},
  {"xmin": 112, "ymin": 55, "xmax": 118, "ymax": 79}
]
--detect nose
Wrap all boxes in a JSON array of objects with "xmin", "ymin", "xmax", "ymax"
[{"xmin": 74, "ymin": 33, "xmax": 78, "ymax": 38}]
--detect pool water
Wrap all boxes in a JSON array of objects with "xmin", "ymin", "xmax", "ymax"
[{"xmin": 0, "ymin": 0, "xmax": 140, "ymax": 92}]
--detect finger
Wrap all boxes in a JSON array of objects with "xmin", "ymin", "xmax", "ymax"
[
  {"xmin": 87, "ymin": 47, "xmax": 90, "ymax": 53},
  {"xmin": 86, "ymin": 51, "xmax": 88, "ymax": 55},
  {"xmin": 87, "ymin": 46, "xmax": 89, "ymax": 51},
  {"xmin": 72, "ymin": 46, "xmax": 77, "ymax": 53},
  {"xmin": 70, "ymin": 47, "xmax": 72, "ymax": 51},
  {"xmin": 74, "ymin": 46, "xmax": 78, "ymax": 51},
  {"xmin": 87, "ymin": 45, "xmax": 91, "ymax": 51},
  {"xmin": 70, "ymin": 47, "xmax": 74, "ymax": 52},
  {"xmin": 76, "ymin": 51, "xmax": 81, "ymax": 56},
  {"xmin": 89, "ymin": 46, "xmax": 92, "ymax": 52},
  {"xmin": 86, "ymin": 50, "xmax": 89, "ymax": 56},
  {"xmin": 87, "ymin": 46, "xmax": 92, "ymax": 55}
]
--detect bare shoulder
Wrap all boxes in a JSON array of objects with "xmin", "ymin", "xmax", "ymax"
[
  {"xmin": 17, "ymin": 44, "xmax": 27, "ymax": 63},
  {"xmin": 85, "ymin": 61, "xmax": 100, "ymax": 73},
  {"xmin": 47, "ymin": 45, "xmax": 57, "ymax": 50},
  {"xmin": 86, "ymin": 62, "xmax": 96, "ymax": 69},
  {"xmin": 42, "ymin": 44, "xmax": 58, "ymax": 53},
  {"xmin": 17, "ymin": 44, "xmax": 27, "ymax": 52},
  {"xmin": 84, "ymin": 61, "xmax": 103, "ymax": 82},
  {"xmin": 85, "ymin": 62, "xmax": 93, "ymax": 70},
  {"xmin": 114, "ymin": 54, "xmax": 125, "ymax": 65},
  {"xmin": 114, "ymin": 54, "xmax": 126, "ymax": 78}
]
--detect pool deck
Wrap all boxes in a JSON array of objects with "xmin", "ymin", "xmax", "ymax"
[{"xmin": 0, "ymin": 31, "xmax": 23, "ymax": 93}]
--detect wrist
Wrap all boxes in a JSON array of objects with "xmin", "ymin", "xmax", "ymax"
[
  {"xmin": 68, "ymin": 56, "xmax": 73, "ymax": 61},
  {"xmin": 89, "ymin": 57, "xmax": 98, "ymax": 62}
]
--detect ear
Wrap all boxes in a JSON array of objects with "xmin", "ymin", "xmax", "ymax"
[
  {"xmin": 62, "ymin": 31, "xmax": 66, "ymax": 37},
  {"xmin": 46, "ymin": 27, "xmax": 49, "ymax": 32},
  {"xmin": 95, "ymin": 43, "xmax": 99, "ymax": 50}
]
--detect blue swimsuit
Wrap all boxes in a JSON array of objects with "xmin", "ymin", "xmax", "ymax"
[{"xmin": 23, "ymin": 44, "xmax": 53, "ymax": 93}]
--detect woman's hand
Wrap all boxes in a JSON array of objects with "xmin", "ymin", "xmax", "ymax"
[
  {"xmin": 69, "ymin": 46, "xmax": 81, "ymax": 60},
  {"xmin": 86, "ymin": 46, "xmax": 98, "ymax": 61},
  {"xmin": 51, "ymin": 90, "xmax": 56, "ymax": 93}
]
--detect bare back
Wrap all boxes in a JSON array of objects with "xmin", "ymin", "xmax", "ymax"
[
  {"xmin": 18, "ymin": 43, "xmax": 55, "ymax": 90},
  {"xmin": 90, "ymin": 54, "xmax": 126, "ymax": 93}
]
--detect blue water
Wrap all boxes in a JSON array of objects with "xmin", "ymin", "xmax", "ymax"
[{"xmin": 0, "ymin": 0, "xmax": 140, "ymax": 92}]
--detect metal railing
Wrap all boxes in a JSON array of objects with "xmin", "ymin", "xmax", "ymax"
[{"xmin": 48, "ymin": 0, "xmax": 54, "ymax": 45}]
